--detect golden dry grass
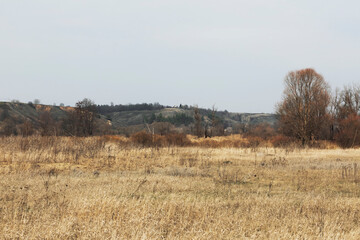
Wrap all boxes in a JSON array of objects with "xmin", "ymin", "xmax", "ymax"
[{"xmin": 1, "ymin": 136, "xmax": 360, "ymax": 239}]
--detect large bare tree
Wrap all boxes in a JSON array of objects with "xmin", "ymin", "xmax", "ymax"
[{"xmin": 276, "ymin": 68, "xmax": 331, "ymax": 145}]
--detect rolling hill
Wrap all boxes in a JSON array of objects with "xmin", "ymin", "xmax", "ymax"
[{"xmin": 0, "ymin": 102, "xmax": 277, "ymax": 135}]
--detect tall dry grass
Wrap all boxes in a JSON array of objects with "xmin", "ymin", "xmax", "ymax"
[{"xmin": 1, "ymin": 136, "xmax": 360, "ymax": 239}]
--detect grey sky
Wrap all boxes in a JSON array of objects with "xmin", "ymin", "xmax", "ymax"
[{"xmin": 1, "ymin": 0, "xmax": 359, "ymax": 113}]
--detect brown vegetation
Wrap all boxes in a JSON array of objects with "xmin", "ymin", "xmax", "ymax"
[
  {"xmin": 130, "ymin": 131, "xmax": 190, "ymax": 147},
  {"xmin": 193, "ymin": 106, "xmax": 203, "ymax": 137},
  {"xmin": 2, "ymin": 73, "xmax": 360, "ymax": 150},
  {"xmin": 1, "ymin": 136, "xmax": 360, "ymax": 238},
  {"xmin": 333, "ymin": 85, "xmax": 360, "ymax": 147},
  {"xmin": 276, "ymin": 68, "xmax": 331, "ymax": 145},
  {"xmin": 335, "ymin": 114, "xmax": 360, "ymax": 148}
]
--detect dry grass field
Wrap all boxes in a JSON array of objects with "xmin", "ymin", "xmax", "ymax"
[{"xmin": 1, "ymin": 136, "xmax": 360, "ymax": 239}]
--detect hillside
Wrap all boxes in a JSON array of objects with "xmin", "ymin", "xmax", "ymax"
[
  {"xmin": 0, "ymin": 102, "xmax": 277, "ymax": 135},
  {"xmin": 105, "ymin": 108, "xmax": 276, "ymax": 130},
  {"xmin": 0, "ymin": 102, "xmax": 71, "ymax": 124}
]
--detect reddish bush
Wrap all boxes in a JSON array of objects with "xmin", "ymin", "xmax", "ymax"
[
  {"xmin": 245, "ymin": 136, "xmax": 264, "ymax": 148},
  {"xmin": 245, "ymin": 123, "xmax": 276, "ymax": 140},
  {"xmin": 130, "ymin": 131, "xmax": 166, "ymax": 147},
  {"xmin": 164, "ymin": 133, "xmax": 190, "ymax": 146},
  {"xmin": 130, "ymin": 131, "xmax": 155, "ymax": 147},
  {"xmin": 270, "ymin": 135, "xmax": 296, "ymax": 148},
  {"xmin": 309, "ymin": 140, "xmax": 338, "ymax": 149},
  {"xmin": 335, "ymin": 114, "xmax": 360, "ymax": 148}
]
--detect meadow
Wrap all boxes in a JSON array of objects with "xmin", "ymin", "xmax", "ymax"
[{"xmin": 1, "ymin": 136, "xmax": 360, "ymax": 239}]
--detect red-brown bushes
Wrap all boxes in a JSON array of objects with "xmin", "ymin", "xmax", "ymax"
[
  {"xmin": 335, "ymin": 114, "xmax": 360, "ymax": 148},
  {"xmin": 110, "ymin": 131, "xmax": 340, "ymax": 149},
  {"xmin": 245, "ymin": 123, "xmax": 276, "ymax": 140},
  {"xmin": 130, "ymin": 132, "xmax": 191, "ymax": 147},
  {"xmin": 164, "ymin": 133, "xmax": 191, "ymax": 146},
  {"xmin": 309, "ymin": 140, "xmax": 338, "ymax": 149},
  {"xmin": 270, "ymin": 135, "xmax": 296, "ymax": 148},
  {"xmin": 130, "ymin": 131, "xmax": 162, "ymax": 147},
  {"xmin": 245, "ymin": 136, "xmax": 266, "ymax": 148}
]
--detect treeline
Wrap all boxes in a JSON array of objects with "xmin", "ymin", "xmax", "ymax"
[
  {"xmin": 182, "ymin": 68, "xmax": 360, "ymax": 148},
  {"xmin": 97, "ymin": 103, "xmax": 167, "ymax": 114},
  {"xmin": 144, "ymin": 113, "xmax": 194, "ymax": 126},
  {"xmin": 1, "ymin": 68, "xmax": 360, "ymax": 149},
  {"xmin": 276, "ymin": 68, "xmax": 360, "ymax": 148}
]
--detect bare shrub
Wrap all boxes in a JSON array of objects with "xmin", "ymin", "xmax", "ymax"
[
  {"xmin": 309, "ymin": 140, "xmax": 339, "ymax": 149},
  {"xmin": 39, "ymin": 111, "xmax": 58, "ymax": 136},
  {"xmin": 130, "ymin": 131, "xmax": 153, "ymax": 147},
  {"xmin": 164, "ymin": 133, "xmax": 190, "ymax": 147},
  {"xmin": 335, "ymin": 114, "xmax": 360, "ymax": 148},
  {"xmin": 245, "ymin": 123, "xmax": 276, "ymax": 140},
  {"xmin": 19, "ymin": 120, "xmax": 34, "ymax": 136},
  {"xmin": 270, "ymin": 135, "xmax": 296, "ymax": 148},
  {"xmin": 245, "ymin": 136, "xmax": 265, "ymax": 148},
  {"xmin": 151, "ymin": 122, "xmax": 174, "ymax": 135},
  {"xmin": 2, "ymin": 119, "xmax": 17, "ymax": 136},
  {"xmin": 130, "ymin": 131, "xmax": 165, "ymax": 147},
  {"xmin": 130, "ymin": 132, "xmax": 191, "ymax": 147}
]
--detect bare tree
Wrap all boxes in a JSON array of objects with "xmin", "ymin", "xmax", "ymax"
[
  {"xmin": 333, "ymin": 84, "xmax": 360, "ymax": 119},
  {"xmin": 193, "ymin": 105, "xmax": 203, "ymax": 137},
  {"xmin": 39, "ymin": 111, "xmax": 57, "ymax": 136},
  {"xmin": 276, "ymin": 68, "xmax": 331, "ymax": 145},
  {"xmin": 74, "ymin": 98, "xmax": 97, "ymax": 136},
  {"xmin": 20, "ymin": 119, "xmax": 34, "ymax": 136},
  {"xmin": 332, "ymin": 84, "xmax": 360, "ymax": 147},
  {"xmin": 209, "ymin": 105, "xmax": 216, "ymax": 138},
  {"xmin": 210, "ymin": 105, "xmax": 224, "ymax": 137},
  {"xmin": 245, "ymin": 123, "xmax": 276, "ymax": 140},
  {"xmin": 0, "ymin": 107, "xmax": 9, "ymax": 121},
  {"xmin": 151, "ymin": 122, "xmax": 173, "ymax": 135},
  {"xmin": 2, "ymin": 119, "xmax": 17, "ymax": 136}
]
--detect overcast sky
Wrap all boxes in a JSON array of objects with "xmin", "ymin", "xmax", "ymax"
[{"xmin": 1, "ymin": 0, "xmax": 360, "ymax": 113}]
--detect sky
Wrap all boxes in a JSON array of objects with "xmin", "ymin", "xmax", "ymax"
[{"xmin": 1, "ymin": 0, "xmax": 360, "ymax": 113}]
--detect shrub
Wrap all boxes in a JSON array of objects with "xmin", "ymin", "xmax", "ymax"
[
  {"xmin": 310, "ymin": 140, "xmax": 339, "ymax": 149},
  {"xmin": 164, "ymin": 133, "xmax": 191, "ymax": 146},
  {"xmin": 245, "ymin": 123, "xmax": 276, "ymax": 140},
  {"xmin": 130, "ymin": 132, "xmax": 165, "ymax": 147},
  {"xmin": 130, "ymin": 131, "xmax": 154, "ymax": 147},
  {"xmin": 335, "ymin": 114, "xmax": 360, "ymax": 148},
  {"xmin": 246, "ymin": 136, "xmax": 265, "ymax": 148},
  {"xmin": 270, "ymin": 135, "xmax": 295, "ymax": 148}
]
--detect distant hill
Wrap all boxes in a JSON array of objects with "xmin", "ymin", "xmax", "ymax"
[
  {"xmin": 0, "ymin": 101, "xmax": 277, "ymax": 136},
  {"xmin": 0, "ymin": 102, "xmax": 71, "ymax": 124},
  {"xmin": 97, "ymin": 103, "xmax": 277, "ymax": 135},
  {"xmin": 104, "ymin": 108, "xmax": 276, "ymax": 127}
]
